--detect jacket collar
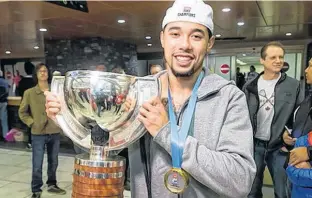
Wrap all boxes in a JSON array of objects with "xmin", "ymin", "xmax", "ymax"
[
  {"xmin": 34, "ymin": 84, "xmax": 50, "ymax": 95},
  {"xmin": 34, "ymin": 85, "xmax": 43, "ymax": 95},
  {"xmin": 246, "ymin": 71, "xmax": 287, "ymax": 94},
  {"xmin": 155, "ymin": 67, "xmax": 234, "ymax": 99}
]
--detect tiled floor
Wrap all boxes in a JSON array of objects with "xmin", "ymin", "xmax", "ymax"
[
  {"xmin": 0, "ymin": 147, "xmax": 274, "ymax": 198},
  {"xmin": 0, "ymin": 148, "xmax": 130, "ymax": 198}
]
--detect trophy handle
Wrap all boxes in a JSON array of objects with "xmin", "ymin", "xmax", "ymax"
[{"xmin": 51, "ymin": 76, "xmax": 91, "ymax": 152}]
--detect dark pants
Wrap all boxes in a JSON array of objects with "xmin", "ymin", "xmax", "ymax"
[
  {"xmin": 27, "ymin": 127, "xmax": 32, "ymax": 144},
  {"xmin": 248, "ymin": 139, "xmax": 289, "ymax": 198},
  {"xmin": 107, "ymin": 102, "xmax": 112, "ymax": 111},
  {"xmin": 31, "ymin": 133, "xmax": 60, "ymax": 193},
  {"xmin": 115, "ymin": 105, "xmax": 121, "ymax": 114}
]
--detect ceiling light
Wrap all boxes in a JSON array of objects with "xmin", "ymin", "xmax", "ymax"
[
  {"xmin": 145, "ymin": 36, "xmax": 152, "ymax": 40},
  {"xmin": 13, "ymin": 10, "xmax": 22, "ymax": 15},
  {"xmin": 243, "ymin": 54, "xmax": 246, "ymax": 56},
  {"xmin": 5, "ymin": 50, "xmax": 11, "ymax": 54},
  {"xmin": 286, "ymin": 32, "xmax": 292, "ymax": 36},
  {"xmin": 237, "ymin": 22, "xmax": 245, "ymax": 26},
  {"xmin": 222, "ymin": 8, "xmax": 231, "ymax": 12},
  {"xmin": 147, "ymin": 44, "xmax": 152, "ymax": 47},
  {"xmin": 39, "ymin": 28, "xmax": 47, "ymax": 32},
  {"xmin": 117, "ymin": 19, "xmax": 126, "ymax": 24},
  {"xmin": 34, "ymin": 46, "xmax": 39, "ymax": 49},
  {"xmin": 215, "ymin": 34, "xmax": 221, "ymax": 38}
]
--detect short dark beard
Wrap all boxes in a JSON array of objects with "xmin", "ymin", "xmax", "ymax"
[
  {"xmin": 163, "ymin": 52, "xmax": 205, "ymax": 78},
  {"xmin": 171, "ymin": 67, "xmax": 194, "ymax": 77}
]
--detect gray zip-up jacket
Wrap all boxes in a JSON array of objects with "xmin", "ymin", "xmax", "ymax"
[
  {"xmin": 129, "ymin": 70, "xmax": 256, "ymax": 198},
  {"xmin": 243, "ymin": 72, "xmax": 302, "ymax": 150}
]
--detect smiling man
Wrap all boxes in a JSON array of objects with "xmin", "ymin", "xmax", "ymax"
[
  {"xmin": 244, "ymin": 41, "xmax": 302, "ymax": 198},
  {"xmin": 45, "ymin": 0, "xmax": 256, "ymax": 197},
  {"xmin": 131, "ymin": 0, "xmax": 256, "ymax": 196}
]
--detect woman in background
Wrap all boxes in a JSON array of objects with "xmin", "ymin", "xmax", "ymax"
[{"xmin": 285, "ymin": 58, "xmax": 312, "ymax": 198}]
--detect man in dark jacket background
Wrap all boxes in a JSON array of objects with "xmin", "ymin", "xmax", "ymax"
[
  {"xmin": 244, "ymin": 41, "xmax": 303, "ymax": 198},
  {"xmin": 18, "ymin": 61, "xmax": 35, "ymax": 149},
  {"xmin": 236, "ymin": 67, "xmax": 246, "ymax": 90},
  {"xmin": 18, "ymin": 61, "xmax": 35, "ymax": 97}
]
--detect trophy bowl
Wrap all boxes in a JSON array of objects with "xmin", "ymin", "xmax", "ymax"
[
  {"xmin": 51, "ymin": 70, "xmax": 159, "ymax": 152},
  {"xmin": 51, "ymin": 70, "xmax": 159, "ymax": 197}
]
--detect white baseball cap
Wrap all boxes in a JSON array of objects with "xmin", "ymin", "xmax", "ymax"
[{"xmin": 162, "ymin": 0, "xmax": 214, "ymax": 34}]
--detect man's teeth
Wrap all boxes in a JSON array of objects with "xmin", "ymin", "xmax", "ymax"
[{"xmin": 176, "ymin": 56, "xmax": 191, "ymax": 61}]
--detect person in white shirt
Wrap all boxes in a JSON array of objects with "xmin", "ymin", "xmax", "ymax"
[{"xmin": 244, "ymin": 41, "xmax": 302, "ymax": 198}]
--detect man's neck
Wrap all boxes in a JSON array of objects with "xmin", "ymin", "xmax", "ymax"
[
  {"xmin": 166, "ymin": 69, "xmax": 202, "ymax": 112},
  {"xmin": 262, "ymin": 70, "xmax": 280, "ymax": 80},
  {"xmin": 168, "ymin": 69, "xmax": 201, "ymax": 97},
  {"xmin": 38, "ymin": 81, "xmax": 49, "ymax": 92}
]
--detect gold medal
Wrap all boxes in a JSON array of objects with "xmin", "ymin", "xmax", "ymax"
[{"xmin": 164, "ymin": 168, "xmax": 189, "ymax": 194}]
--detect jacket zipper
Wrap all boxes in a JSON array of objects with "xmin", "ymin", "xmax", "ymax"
[
  {"xmin": 268, "ymin": 75, "xmax": 285, "ymax": 146},
  {"xmin": 175, "ymin": 90, "xmax": 218, "ymax": 198},
  {"xmin": 268, "ymin": 84, "xmax": 278, "ymax": 145},
  {"xmin": 253, "ymin": 92, "xmax": 260, "ymax": 135}
]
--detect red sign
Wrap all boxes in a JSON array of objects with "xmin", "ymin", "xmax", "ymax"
[
  {"xmin": 282, "ymin": 62, "xmax": 289, "ymax": 72},
  {"xmin": 220, "ymin": 64, "xmax": 230, "ymax": 74}
]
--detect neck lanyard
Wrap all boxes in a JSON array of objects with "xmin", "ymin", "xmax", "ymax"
[{"xmin": 167, "ymin": 71, "xmax": 204, "ymax": 168}]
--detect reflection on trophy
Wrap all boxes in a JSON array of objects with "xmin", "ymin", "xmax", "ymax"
[{"xmin": 51, "ymin": 71, "xmax": 158, "ymax": 197}]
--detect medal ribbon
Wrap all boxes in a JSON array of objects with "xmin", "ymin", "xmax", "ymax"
[{"xmin": 168, "ymin": 71, "xmax": 204, "ymax": 168}]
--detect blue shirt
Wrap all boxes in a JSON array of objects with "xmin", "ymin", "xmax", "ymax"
[{"xmin": 0, "ymin": 78, "xmax": 9, "ymax": 91}]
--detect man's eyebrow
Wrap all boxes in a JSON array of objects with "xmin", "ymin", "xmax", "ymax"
[
  {"xmin": 190, "ymin": 28, "xmax": 205, "ymax": 36},
  {"xmin": 167, "ymin": 26, "xmax": 181, "ymax": 31},
  {"xmin": 166, "ymin": 27, "xmax": 206, "ymax": 36}
]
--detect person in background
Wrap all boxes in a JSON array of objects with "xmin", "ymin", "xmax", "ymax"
[
  {"xmin": 283, "ymin": 58, "xmax": 312, "ymax": 198},
  {"xmin": 150, "ymin": 64, "xmax": 163, "ymax": 75},
  {"xmin": 19, "ymin": 63, "xmax": 66, "ymax": 198},
  {"xmin": 246, "ymin": 65, "xmax": 259, "ymax": 82},
  {"xmin": 283, "ymin": 58, "xmax": 312, "ymax": 145},
  {"xmin": 96, "ymin": 64, "xmax": 107, "ymax": 72},
  {"xmin": 52, "ymin": 71, "xmax": 61, "ymax": 76},
  {"xmin": 286, "ymin": 132, "xmax": 312, "ymax": 198},
  {"xmin": 19, "ymin": 61, "xmax": 36, "ymax": 97},
  {"xmin": 19, "ymin": 61, "xmax": 36, "ymax": 149},
  {"xmin": 0, "ymin": 70, "xmax": 9, "ymax": 141},
  {"xmin": 12, "ymin": 70, "xmax": 22, "ymax": 96},
  {"xmin": 236, "ymin": 67, "xmax": 246, "ymax": 90},
  {"xmin": 244, "ymin": 41, "xmax": 302, "ymax": 198},
  {"xmin": 112, "ymin": 67, "xmax": 125, "ymax": 74}
]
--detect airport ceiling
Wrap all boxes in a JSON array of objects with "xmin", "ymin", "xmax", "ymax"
[{"xmin": 0, "ymin": 1, "xmax": 311, "ymax": 58}]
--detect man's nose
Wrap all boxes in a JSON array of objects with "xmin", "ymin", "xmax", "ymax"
[{"xmin": 179, "ymin": 36, "xmax": 191, "ymax": 50}]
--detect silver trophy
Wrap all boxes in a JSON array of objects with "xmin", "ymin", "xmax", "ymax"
[{"xmin": 51, "ymin": 70, "xmax": 158, "ymax": 197}]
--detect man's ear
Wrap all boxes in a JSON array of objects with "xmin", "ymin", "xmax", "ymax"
[
  {"xmin": 206, "ymin": 36, "xmax": 215, "ymax": 53},
  {"xmin": 160, "ymin": 31, "xmax": 164, "ymax": 48},
  {"xmin": 260, "ymin": 58, "xmax": 265, "ymax": 65}
]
